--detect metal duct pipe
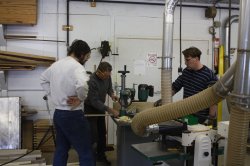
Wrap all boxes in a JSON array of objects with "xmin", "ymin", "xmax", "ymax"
[
  {"xmin": 231, "ymin": 0, "xmax": 250, "ymax": 107},
  {"xmin": 227, "ymin": 0, "xmax": 250, "ymax": 165},
  {"xmin": 161, "ymin": 0, "xmax": 179, "ymax": 104},
  {"xmin": 224, "ymin": 15, "xmax": 239, "ymax": 71}
]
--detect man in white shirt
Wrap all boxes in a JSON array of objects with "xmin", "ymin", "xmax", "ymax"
[{"xmin": 40, "ymin": 39, "xmax": 94, "ymax": 166}]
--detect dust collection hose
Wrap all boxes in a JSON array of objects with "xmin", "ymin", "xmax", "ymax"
[
  {"xmin": 161, "ymin": 70, "xmax": 172, "ymax": 104},
  {"xmin": 131, "ymin": 63, "xmax": 236, "ymax": 137},
  {"xmin": 131, "ymin": 87, "xmax": 222, "ymax": 136},
  {"xmin": 226, "ymin": 107, "xmax": 250, "ymax": 166}
]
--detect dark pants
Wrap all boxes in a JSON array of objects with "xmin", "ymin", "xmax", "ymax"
[
  {"xmin": 87, "ymin": 116, "xmax": 107, "ymax": 157},
  {"xmin": 53, "ymin": 109, "xmax": 94, "ymax": 166}
]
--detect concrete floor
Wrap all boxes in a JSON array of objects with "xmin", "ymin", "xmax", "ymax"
[
  {"xmin": 43, "ymin": 148, "xmax": 250, "ymax": 166},
  {"xmin": 43, "ymin": 149, "xmax": 117, "ymax": 166}
]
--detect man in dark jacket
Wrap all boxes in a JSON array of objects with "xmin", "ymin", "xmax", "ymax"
[{"xmin": 85, "ymin": 62, "xmax": 119, "ymax": 165}]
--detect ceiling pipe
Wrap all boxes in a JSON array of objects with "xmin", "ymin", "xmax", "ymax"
[
  {"xmin": 94, "ymin": 0, "xmax": 239, "ymax": 9},
  {"xmin": 65, "ymin": 0, "xmax": 239, "ymax": 46}
]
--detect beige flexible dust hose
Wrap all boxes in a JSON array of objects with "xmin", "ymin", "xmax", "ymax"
[
  {"xmin": 131, "ymin": 63, "xmax": 235, "ymax": 137},
  {"xmin": 227, "ymin": 107, "xmax": 250, "ymax": 166},
  {"xmin": 161, "ymin": 70, "xmax": 172, "ymax": 104},
  {"xmin": 131, "ymin": 87, "xmax": 222, "ymax": 136}
]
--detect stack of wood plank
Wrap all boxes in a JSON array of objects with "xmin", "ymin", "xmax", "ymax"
[
  {"xmin": 33, "ymin": 120, "xmax": 55, "ymax": 152},
  {"xmin": 0, "ymin": 149, "xmax": 46, "ymax": 166},
  {"xmin": 0, "ymin": 50, "xmax": 56, "ymax": 71}
]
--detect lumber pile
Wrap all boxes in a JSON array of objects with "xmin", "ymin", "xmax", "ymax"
[
  {"xmin": 0, "ymin": 50, "xmax": 55, "ymax": 71},
  {"xmin": 33, "ymin": 120, "xmax": 56, "ymax": 152},
  {"xmin": 0, "ymin": 149, "xmax": 46, "ymax": 166}
]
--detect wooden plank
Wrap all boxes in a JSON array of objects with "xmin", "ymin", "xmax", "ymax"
[
  {"xmin": 34, "ymin": 120, "xmax": 50, "ymax": 125},
  {"xmin": 0, "ymin": 0, "xmax": 37, "ymax": 25},
  {"xmin": 0, "ymin": 54, "xmax": 50, "ymax": 66},
  {"xmin": 47, "ymin": 162, "xmax": 79, "ymax": 166},
  {"xmin": 0, "ymin": 150, "xmax": 41, "ymax": 160},
  {"xmin": 0, "ymin": 65, "xmax": 35, "ymax": 70},
  {"xmin": 21, "ymin": 110, "xmax": 38, "ymax": 117},
  {"xmin": 0, "ymin": 51, "xmax": 55, "ymax": 62},
  {"xmin": 5, "ymin": 160, "xmax": 31, "ymax": 165},
  {"xmin": 24, "ymin": 164, "xmax": 46, "ymax": 166},
  {"xmin": 0, "ymin": 149, "xmax": 27, "ymax": 156},
  {"xmin": 0, "ymin": 59, "xmax": 20, "ymax": 63},
  {"xmin": 0, "ymin": 68, "xmax": 34, "ymax": 71},
  {"xmin": 0, "ymin": 63, "xmax": 36, "ymax": 68}
]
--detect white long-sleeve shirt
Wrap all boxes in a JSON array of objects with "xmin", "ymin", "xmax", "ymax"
[{"xmin": 40, "ymin": 56, "xmax": 89, "ymax": 110}]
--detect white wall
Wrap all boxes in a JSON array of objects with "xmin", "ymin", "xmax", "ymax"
[{"xmin": 1, "ymin": 0, "xmax": 240, "ymax": 143}]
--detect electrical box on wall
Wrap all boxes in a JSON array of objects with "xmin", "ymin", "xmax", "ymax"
[{"xmin": 0, "ymin": 0, "xmax": 37, "ymax": 25}]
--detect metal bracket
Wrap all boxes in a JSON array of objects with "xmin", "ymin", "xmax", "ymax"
[
  {"xmin": 62, "ymin": 25, "xmax": 74, "ymax": 31},
  {"xmin": 91, "ymin": 1, "xmax": 96, "ymax": 7}
]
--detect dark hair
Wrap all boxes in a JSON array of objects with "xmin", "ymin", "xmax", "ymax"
[
  {"xmin": 67, "ymin": 39, "xmax": 91, "ymax": 59},
  {"xmin": 97, "ymin": 62, "xmax": 112, "ymax": 72},
  {"xmin": 182, "ymin": 47, "xmax": 202, "ymax": 60}
]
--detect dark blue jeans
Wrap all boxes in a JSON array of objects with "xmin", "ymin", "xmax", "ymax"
[
  {"xmin": 87, "ymin": 116, "xmax": 107, "ymax": 157},
  {"xmin": 53, "ymin": 109, "xmax": 94, "ymax": 166}
]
